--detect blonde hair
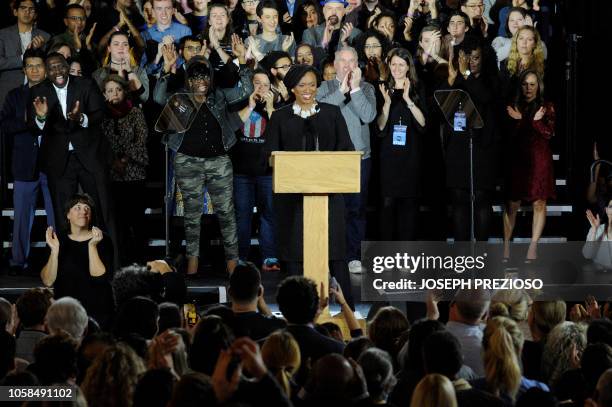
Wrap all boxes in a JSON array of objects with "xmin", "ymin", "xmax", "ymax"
[
  {"xmin": 482, "ymin": 317, "xmax": 524, "ymax": 401},
  {"xmin": 530, "ymin": 299, "xmax": 566, "ymax": 338},
  {"xmin": 490, "ymin": 289, "xmax": 530, "ymax": 322},
  {"xmin": 410, "ymin": 373, "xmax": 458, "ymax": 407},
  {"xmin": 506, "ymin": 26, "xmax": 545, "ymax": 78},
  {"xmin": 81, "ymin": 343, "xmax": 146, "ymax": 407},
  {"xmin": 261, "ymin": 331, "xmax": 301, "ymax": 398}
]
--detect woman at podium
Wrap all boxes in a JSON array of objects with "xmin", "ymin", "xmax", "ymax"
[{"xmin": 264, "ymin": 64, "xmax": 355, "ymax": 307}]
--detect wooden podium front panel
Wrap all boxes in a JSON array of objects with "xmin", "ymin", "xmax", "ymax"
[{"xmin": 271, "ymin": 152, "xmax": 362, "ymax": 194}]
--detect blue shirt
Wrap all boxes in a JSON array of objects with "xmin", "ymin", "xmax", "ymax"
[{"xmin": 140, "ymin": 22, "xmax": 192, "ymax": 74}]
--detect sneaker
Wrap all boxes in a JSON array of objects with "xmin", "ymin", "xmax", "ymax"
[
  {"xmin": 262, "ymin": 258, "xmax": 281, "ymax": 272},
  {"xmin": 348, "ymin": 260, "xmax": 364, "ymax": 274}
]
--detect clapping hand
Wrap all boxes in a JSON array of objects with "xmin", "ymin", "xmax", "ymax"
[
  {"xmin": 340, "ymin": 22, "xmax": 354, "ymax": 45},
  {"xmin": 66, "ymin": 101, "xmax": 82, "ymax": 122},
  {"xmin": 507, "ymin": 106, "xmax": 522, "ymax": 120},
  {"xmin": 86, "ymin": 23, "xmax": 97, "ymax": 51},
  {"xmin": 533, "ymin": 106, "xmax": 545, "ymax": 121},
  {"xmin": 401, "ymin": 78, "xmax": 412, "ymax": 104},
  {"xmin": 231, "ymin": 34, "xmax": 246, "ymax": 63},
  {"xmin": 349, "ymin": 67, "xmax": 361, "ymax": 90},
  {"xmin": 586, "ymin": 209, "xmax": 600, "ymax": 230},
  {"xmin": 45, "ymin": 226, "xmax": 60, "ymax": 252},
  {"xmin": 28, "ymin": 35, "xmax": 46, "ymax": 50},
  {"xmin": 89, "ymin": 226, "xmax": 103, "ymax": 246},
  {"xmin": 379, "ymin": 83, "xmax": 391, "ymax": 106},
  {"xmin": 33, "ymin": 96, "xmax": 49, "ymax": 118},
  {"xmin": 281, "ymin": 33, "xmax": 295, "ymax": 52}
]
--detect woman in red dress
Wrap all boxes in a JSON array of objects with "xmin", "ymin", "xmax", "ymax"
[{"xmin": 503, "ymin": 69, "xmax": 555, "ymax": 261}]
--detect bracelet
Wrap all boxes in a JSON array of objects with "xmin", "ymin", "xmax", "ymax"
[{"xmin": 407, "ymin": 101, "xmax": 415, "ymax": 109}]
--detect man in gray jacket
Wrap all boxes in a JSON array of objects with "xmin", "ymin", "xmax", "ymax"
[{"xmin": 317, "ymin": 47, "xmax": 376, "ymax": 274}]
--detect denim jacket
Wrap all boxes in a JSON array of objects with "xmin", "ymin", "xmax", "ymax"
[{"xmin": 153, "ymin": 62, "xmax": 253, "ymax": 152}]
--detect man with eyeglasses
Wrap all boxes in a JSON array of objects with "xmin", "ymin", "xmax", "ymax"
[
  {"xmin": 0, "ymin": 0, "xmax": 49, "ymax": 107},
  {"xmin": 158, "ymin": 35, "xmax": 206, "ymax": 95},
  {"xmin": 460, "ymin": 0, "xmax": 492, "ymax": 39},
  {"xmin": 1, "ymin": 48, "xmax": 55, "ymax": 276},
  {"xmin": 261, "ymin": 50, "xmax": 293, "ymax": 108},
  {"xmin": 49, "ymin": 4, "xmax": 96, "ymax": 55}
]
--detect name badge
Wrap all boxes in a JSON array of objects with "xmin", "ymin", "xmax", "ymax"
[{"xmin": 392, "ymin": 124, "xmax": 407, "ymax": 146}]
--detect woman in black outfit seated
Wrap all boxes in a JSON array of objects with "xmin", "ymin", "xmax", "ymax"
[
  {"xmin": 41, "ymin": 194, "xmax": 114, "ymax": 328},
  {"xmin": 264, "ymin": 64, "xmax": 355, "ymax": 307},
  {"xmin": 376, "ymin": 48, "xmax": 427, "ymax": 241}
]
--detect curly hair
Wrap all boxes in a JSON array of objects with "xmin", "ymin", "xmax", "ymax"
[
  {"xmin": 81, "ymin": 343, "xmax": 146, "ymax": 407},
  {"xmin": 355, "ymin": 29, "xmax": 392, "ymax": 65},
  {"xmin": 506, "ymin": 26, "xmax": 545, "ymax": 78},
  {"xmin": 541, "ymin": 321, "xmax": 587, "ymax": 388}
]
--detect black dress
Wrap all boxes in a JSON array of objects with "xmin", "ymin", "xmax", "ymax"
[
  {"xmin": 264, "ymin": 103, "xmax": 355, "ymax": 262},
  {"xmin": 52, "ymin": 233, "xmax": 115, "ymax": 328}
]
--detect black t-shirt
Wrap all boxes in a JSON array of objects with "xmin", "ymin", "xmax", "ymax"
[
  {"xmin": 231, "ymin": 311, "xmax": 287, "ymax": 341},
  {"xmin": 53, "ymin": 233, "xmax": 115, "ymax": 327},
  {"xmin": 231, "ymin": 105, "xmax": 270, "ymax": 176},
  {"xmin": 179, "ymin": 103, "xmax": 225, "ymax": 158}
]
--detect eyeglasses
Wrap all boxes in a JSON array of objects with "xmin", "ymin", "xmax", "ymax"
[
  {"xmin": 243, "ymin": 0, "xmax": 258, "ymax": 4},
  {"xmin": 274, "ymin": 64, "xmax": 293, "ymax": 70},
  {"xmin": 66, "ymin": 16, "xmax": 86, "ymax": 22},
  {"xmin": 184, "ymin": 46, "xmax": 203, "ymax": 52}
]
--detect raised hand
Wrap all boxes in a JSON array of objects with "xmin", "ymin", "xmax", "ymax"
[
  {"xmin": 33, "ymin": 96, "xmax": 49, "ymax": 118},
  {"xmin": 507, "ymin": 106, "xmax": 522, "ymax": 120},
  {"xmin": 586, "ymin": 209, "xmax": 600, "ymax": 230},
  {"xmin": 403, "ymin": 16, "xmax": 414, "ymax": 40},
  {"xmin": 379, "ymin": 83, "xmax": 391, "ymax": 106},
  {"xmin": 276, "ymin": 80, "xmax": 289, "ymax": 100},
  {"xmin": 174, "ymin": 9, "xmax": 188, "ymax": 25},
  {"xmin": 402, "ymin": 78, "xmax": 412, "ymax": 104},
  {"xmin": 231, "ymin": 33, "xmax": 246, "ymax": 62},
  {"xmin": 89, "ymin": 226, "xmax": 103, "ymax": 246},
  {"xmin": 340, "ymin": 22, "xmax": 354, "ymax": 45},
  {"xmin": 212, "ymin": 350, "xmax": 242, "ymax": 403},
  {"xmin": 263, "ymin": 90, "xmax": 275, "ymax": 109},
  {"xmin": 339, "ymin": 71, "xmax": 350, "ymax": 94},
  {"xmin": 349, "ymin": 67, "xmax": 361, "ymax": 89},
  {"xmin": 208, "ymin": 27, "xmax": 220, "ymax": 50},
  {"xmin": 45, "ymin": 226, "xmax": 60, "ymax": 252},
  {"xmin": 282, "ymin": 12, "xmax": 292, "ymax": 24},
  {"xmin": 458, "ymin": 50, "xmax": 469, "ymax": 74},
  {"xmin": 29, "ymin": 35, "xmax": 46, "ymax": 50},
  {"xmin": 593, "ymin": 142, "xmax": 600, "ymax": 161},
  {"xmin": 162, "ymin": 43, "xmax": 178, "ymax": 73},
  {"xmin": 86, "ymin": 22, "xmax": 97, "ymax": 51},
  {"xmin": 231, "ymin": 337, "xmax": 268, "ymax": 379},
  {"xmin": 281, "ymin": 33, "xmax": 295, "ymax": 52},
  {"xmin": 73, "ymin": 29, "xmax": 82, "ymax": 51},
  {"xmin": 329, "ymin": 283, "xmax": 347, "ymax": 306},
  {"xmin": 67, "ymin": 101, "xmax": 82, "ymax": 122},
  {"xmin": 533, "ymin": 106, "xmax": 546, "ymax": 121}
]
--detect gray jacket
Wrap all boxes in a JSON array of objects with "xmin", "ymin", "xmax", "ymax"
[
  {"xmin": 153, "ymin": 61, "xmax": 253, "ymax": 152},
  {"xmin": 92, "ymin": 66, "xmax": 150, "ymax": 103},
  {"xmin": 302, "ymin": 23, "xmax": 362, "ymax": 51},
  {"xmin": 317, "ymin": 78, "xmax": 376, "ymax": 159},
  {"xmin": 0, "ymin": 25, "xmax": 50, "ymax": 106}
]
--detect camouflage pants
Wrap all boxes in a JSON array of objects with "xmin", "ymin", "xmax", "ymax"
[{"xmin": 174, "ymin": 153, "xmax": 238, "ymax": 260}]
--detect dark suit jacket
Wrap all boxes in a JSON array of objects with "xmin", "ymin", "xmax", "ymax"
[
  {"xmin": 29, "ymin": 76, "xmax": 106, "ymax": 178},
  {"xmin": 0, "ymin": 84, "xmax": 40, "ymax": 181}
]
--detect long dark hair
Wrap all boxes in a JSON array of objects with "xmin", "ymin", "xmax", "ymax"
[
  {"xmin": 514, "ymin": 69, "xmax": 544, "ymax": 119},
  {"xmin": 355, "ymin": 30, "xmax": 392, "ymax": 66},
  {"xmin": 292, "ymin": 0, "xmax": 324, "ymax": 43},
  {"xmin": 386, "ymin": 48, "xmax": 421, "ymax": 106}
]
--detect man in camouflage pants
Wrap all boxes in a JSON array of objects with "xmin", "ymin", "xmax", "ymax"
[{"xmin": 154, "ymin": 38, "xmax": 252, "ymax": 275}]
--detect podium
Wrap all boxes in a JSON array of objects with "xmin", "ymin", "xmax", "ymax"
[{"xmin": 271, "ymin": 151, "xmax": 363, "ymax": 333}]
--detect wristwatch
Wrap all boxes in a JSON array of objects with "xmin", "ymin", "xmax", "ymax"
[{"xmin": 463, "ymin": 69, "xmax": 471, "ymax": 79}]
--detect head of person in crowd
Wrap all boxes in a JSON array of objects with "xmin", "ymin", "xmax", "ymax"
[
  {"xmin": 228, "ymin": 261, "xmax": 263, "ymax": 311},
  {"xmin": 106, "ymin": 31, "xmax": 137, "ymax": 67},
  {"xmin": 447, "ymin": 11, "xmax": 471, "ymax": 44},
  {"xmin": 320, "ymin": 322, "xmax": 343, "ymax": 341},
  {"xmin": 423, "ymin": 330, "xmax": 464, "ymax": 380},
  {"xmin": 13, "ymin": 0, "xmax": 38, "ymax": 28},
  {"xmin": 371, "ymin": 11, "xmax": 396, "ymax": 43},
  {"xmin": 582, "ymin": 343, "xmax": 612, "ymax": 400},
  {"xmin": 16, "ymin": 287, "xmax": 53, "ymax": 330},
  {"xmin": 240, "ymin": 0, "xmax": 259, "ymax": 19},
  {"xmin": 0, "ymin": 331, "xmax": 16, "ymax": 380},
  {"xmin": 47, "ymin": 42, "xmax": 74, "ymax": 61},
  {"xmin": 588, "ymin": 368, "xmax": 612, "ymax": 407},
  {"xmin": 114, "ymin": 296, "xmax": 160, "ymax": 341},
  {"xmin": 185, "ymin": 57, "xmax": 213, "ymax": 95},
  {"xmin": 416, "ymin": 25, "xmax": 447, "ymax": 65},
  {"xmin": 528, "ymin": 298, "xmax": 566, "ymax": 342},
  {"xmin": 103, "ymin": 74, "xmax": 131, "ymax": 114},
  {"xmin": 507, "ymin": 25, "xmax": 545, "ymax": 77},
  {"xmin": 460, "ymin": 35, "xmax": 499, "ymax": 79},
  {"xmin": 277, "ymin": 275, "xmax": 320, "ymax": 324},
  {"xmin": 167, "ymin": 372, "xmax": 217, "ymax": 407},
  {"xmin": 296, "ymin": 43, "xmax": 315, "ymax": 66},
  {"xmin": 190, "ymin": 315, "xmax": 235, "ymax": 375},
  {"xmin": 133, "ymin": 368, "xmax": 176, "ymax": 407},
  {"xmin": 64, "ymin": 4, "xmax": 87, "ymax": 36},
  {"xmin": 261, "ymin": 330, "xmax": 301, "ymax": 398},
  {"xmin": 76, "ymin": 332, "xmax": 116, "ymax": 384},
  {"xmin": 505, "ymin": 7, "xmax": 528, "ymax": 38},
  {"xmin": 346, "ymin": 0, "xmax": 360, "ymax": 13},
  {"xmin": 263, "ymin": 50, "xmax": 293, "ymax": 84},
  {"xmin": 403, "ymin": 318, "xmax": 445, "ymax": 374},
  {"xmin": 449, "ymin": 288, "xmax": 490, "ymax": 325},
  {"xmin": 358, "ymin": 348, "xmax": 397, "ymax": 404},
  {"xmin": 179, "ymin": 35, "xmax": 204, "ymax": 63},
  {"xmin": 256, "ymin": 0, "xmax": 279, "ymax": 33},
  {"xmin": 344, "ymin": 336, "xmax": 374, "ymax": 361},
  {"xmin": 482, "ymin": 316, "xmax": 524, "ymax": 401},
  {"xmin": 305, "ymin": 353, "xmax": 367, "ymax": 403},
  {"xmin": 1, "ymin": 370, "xmax": 39, "ymax": 386},
  {"xmin": 490, "ymin": 289, "xmax": 530, "ymax": 323},
  {"xmin": 297, "ymin": 0, "xmax": 322, "ymax": 30},
  {"xmin": 357, "ymin": 29, "xmax": 390, "ymax": 65},
  {"xmin": 158, "ymin": 302, "xmax": 183, "ymax": 333},
  {"xmin": 334, "ymin": 46, "xmax": 358, "ymax": 83},
  {"xmin": 204, "ymin": 2, "xmax": 233, "ymax": 41},
  {"xmin": 152, "ymin": 0, "xmax": 176, "ymax": 29},
  {"xmin": 368, "ymin": 306, "xmax": 410, "ymax": 360},
  {"xmin": 81, "ymin": 342, "xmax": 146, "ymax": 407},
  {"xmin": 22, "ymin": 48, "xmax": 46, "ymax": 87},
  {"xmin": 411, "ymin": 373, "xmax": 458, "ymax": 407},
  {"xmin": 514, "ymin": 69, "xmax": 544, "ymax": 119},
  {"xmin": 68, "ymin": 57, "xmax": 83, "ymax": 76},
  {"xmin": 460, "ymin": 0, "xmax": 485, "ymax": 25},
  {"xmin": 322, "ymin": 0, "xmax": 348, "ymax": 30},
  {"xmin": 111, "ymin": 264, "xmax": 187, "ymax": 307},
  {"xmin": 322, "ymin": 58, "xmax": 337, "ymax": 81},
  {"xmin": 542, "ymin": 321, "xmax": 588, "ymax": 388},
  {"xmin": 45, "ymin": 52, "xmax": 71, "ymax": 90},
  {"xmin": 588, "ymin": 319, "xmax": 612, "ymax": 346},
  {"xmin": 0, "ymin": 298, "xmax": 13, "ymax": 333},
  {"xmin": 283, "ymin": 64, "xmax": 321, "ymax": 106},
  {"xmin": 30, "ymin": 332, "xmax": 79, "ymax": 385},
  {"xmin": 387, "ymin": 47, "xmax": 421, "ymax": 101},
  {"xmin": 45, "ymin": 297, "xmax": 88, "ymax": 340}
]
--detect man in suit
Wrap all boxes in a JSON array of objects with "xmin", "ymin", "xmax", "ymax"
[
  {"xmin": 0, "ymin": 0, "xmax": 49, "ymax": 107},
  {"xmin": 317, "ymin": 47, "xmax": 376, "ymax": 274},
  {"xmin": 0, "ymin": 48, "xmax": 55, "ymax": 276},
  {"xmin": 302, "ymin": 0, "xmax": 362, "ymax": 58},
  {"xmin": 30, "ymin": 53, "xmax": 114, "ymax": 243}
]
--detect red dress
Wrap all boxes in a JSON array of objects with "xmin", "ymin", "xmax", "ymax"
[{"xmin": 509, "ymin": 102, "xmax": 556, "ymax": 202}]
